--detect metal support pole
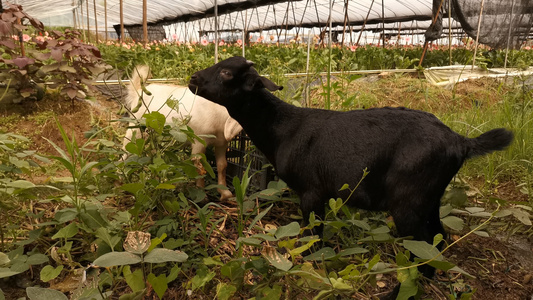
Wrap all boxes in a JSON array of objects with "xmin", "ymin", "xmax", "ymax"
[{"xmin": 215, "ymin": 0, "xmax": 218, "ymax": 63}]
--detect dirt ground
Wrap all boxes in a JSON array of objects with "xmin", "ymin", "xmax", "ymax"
[{"xmin": 0, "ymin": 76, "xmax": 531, "ymax": 299}]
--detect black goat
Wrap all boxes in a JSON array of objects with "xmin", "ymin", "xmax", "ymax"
[{"xmin": 188, "ymin": 56, "xmax": 513, "ymax": 277}]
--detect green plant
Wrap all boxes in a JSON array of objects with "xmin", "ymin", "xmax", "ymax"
[
  {"xmin": 0, "ymin": 3, "xmax": 105, "ymax": 103},
  {"xmin": 90, "ymin": 231, "xmax": 187, "ymax": 299},
  {"xmin": 44, "ymin": 118, "xmax": 102, "ymax": 215}
]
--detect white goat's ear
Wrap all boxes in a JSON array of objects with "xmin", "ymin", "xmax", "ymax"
[{"xmin": 224, "ymin": 117, "xmax": 243, "ymax": 141}]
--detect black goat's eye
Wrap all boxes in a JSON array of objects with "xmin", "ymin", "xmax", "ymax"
[{"xmin": 220, "ymin": 69, "xmax": 233, "ymax": 80}]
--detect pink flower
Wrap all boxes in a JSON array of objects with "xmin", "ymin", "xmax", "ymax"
[
  {"xmin": 171, "ymin": 34, "xmax": 178, "ymax": 40},
  {"xmin": 350, "ymin": 45, "xmax": 357, "ymax": 52},
  {"xmin": 201, "ymin": 39, "xmax": 208, "ymax": 46},
  {"xmin": 35, "ymin": 36, "xmax": 45, "ymax": 42},
  {"xmin": 22, "ymin": 34, "xmax": 31, "ymax": 42},
  {"xmin": 236, "ymin": 39, "xmax": 242, "ymax": 46},
  {"xmin": 524, "ymin": 46, "xmax": 531, "ymax": 50},
  {"xmin": 219, "ymin": 40, "xmax": 225, "ymax": 46}
]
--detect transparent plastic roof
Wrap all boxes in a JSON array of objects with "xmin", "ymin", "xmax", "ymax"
[{"xmin": 11, "ymin": 0, "xmax": 434, "ymax": 32}]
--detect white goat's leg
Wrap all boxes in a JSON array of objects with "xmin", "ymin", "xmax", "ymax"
[
  {"xmin": 214, "ymin": 143, "xmax": 232, "ymax": 200},
  {"xmin": 190, "ymin": 142, "xmax": 207, "ymax": 188}
]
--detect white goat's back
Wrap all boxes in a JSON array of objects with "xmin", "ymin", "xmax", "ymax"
[{"xmin": 125, "ymin": 66, "xmax": 242, "ymax": 146}]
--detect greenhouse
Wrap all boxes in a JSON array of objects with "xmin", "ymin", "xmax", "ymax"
[{"xmin": 0, "ymin": 0, "xmax": 532, "ymax": 299}]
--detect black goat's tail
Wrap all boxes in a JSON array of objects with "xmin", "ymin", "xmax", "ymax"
[{"xmin": 466, "ymin": 128, "xmax": 514, "ymax": 159}]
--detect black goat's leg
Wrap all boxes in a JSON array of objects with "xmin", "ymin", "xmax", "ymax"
[{"xmin": 299, "ymin": 191, "xmax": 326, "ymax": 236}]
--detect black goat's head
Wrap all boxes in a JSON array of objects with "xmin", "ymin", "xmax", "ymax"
[{"xmin": 189, "ymin": 56, "xmax": 282, "ymax": 106}]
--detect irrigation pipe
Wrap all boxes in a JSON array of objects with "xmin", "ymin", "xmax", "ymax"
[{"xmin": 92, "ymin": 69, "xmax": 419, "ymax": 86}]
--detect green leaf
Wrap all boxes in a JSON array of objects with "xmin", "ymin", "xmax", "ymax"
[
  {"xmin": 0, "ymin": 267, "xmax": 21, "ymax": 279},
  {"xmin": 330, "ymin": 277, "xmax": 352, "ymax": 290},
  {"xmin": 79, "ymin": 209, "xmax": 109, "ymax": 230},
  {"xmin": 0, "ymin": 253, "xmax": 9, "ymax": 266},
  {"xmin": 473, "ymin": 230, "xmax": 490, "ymax": 237},
  {"xmin": 79, "ymin": 161, "xmax": 99, "ymax": 178},
  {"xmin": 167, "ymin": 265, "xmax": 181, "ymax": 283},
  {"xmin": 348, "ymin": 219, "xmax": 371, "ymax": 230},
  {"xmin": 338, "ymin": 247, "xmax": 369, "ymax": 256},
  {"xmin": 43, "ymin": 137, "xmax": 71, "ymax": 165},
  {"xmin": 147, "ymin": 234, "xmax": 166, "ymax": 252},
  {"xmin": 258, "ymin": 284, "xmax": 282, "ymax": 300},
  {"xmin": 396, "ymin": 277, "xmax": 418, "ymax": 300},
  {"xmin": 303, "ymin": 247, "xmax": 336, "ymax": 261},
  {"xmin": 203, "ymin": 257, "xmax": 224, "ymax": 266},
  {"xmin": 147, "ymin": 273, "xmax": 168, "ymax": 299},
  {"xmin": 190, "ymin": 268, "xmax": 216, "ymax": 291},
  {"xmin": 7, "ymin": 180, "xmax": 35, "ymax": 189},
  {"xmin": 118, "ymin": 290, "xmax": 145, "ymax": 300},
  {"xmin": 26, "ymin": 253, "xmax": 48, "ymax": 265},
  {"xmin": 403, "ymin": 240, "xmax": 443, "ymax": 261},
  {"xmin": 169, "ymin": 129, "xmax": 188, "ymax": 143},
  {"xmin": 26, "ymin": 286, "xmax": 68, "ymax": 300},
  {"xmin": 121, "ymin": 183, "xmax": 144, "ymax": 194},
  {"xmin": 220, "ymin": 260, "xmax": 244, "ymax": 283},
  {"xmin": 248, "ymin": 204, "xmax": 273, "ymax": 231},
  {"xmin": 123, "ymin": 266, "xmax": 145, "ymax": 293},
  {"xmin": 216, "ymin": 282, "xmax": 237, "ymax": 300},
  {"xmin": 40, "ymin": 265, "xmax": 63, "ymax": 282},
  {"xmin": 339, "ymin": 183, "xmax": 350, "ymax": 191},
  {"xmin": 93, "ymin": 252, "xmax": 142, "ymax": 267},
  {"xmin": 155, "ymin": 183, "xmax": 175, "ymax": 190},
  {"xmin": 144, "ymin": 248, "xmax": 188, "ymax": 264},
  {"xmin": 262, "ymin": 246, "xmax": 292, "ymax": 271},
  {"xmin": 125, "ymin": 141, "xmax": 142, "ymax": 156},
  {"xmin": 95, "ymin": 228, "xmax": 121, "ymax": 249},
  {"xmin": 426, "ymin": 259, "xmax": 456, "ymax": 271},
  {"xmin": 441, "ymin": 215, "xmax": 464, "ymax": 231},
  {"xmin": 274, "ymin": 222, "xmax": 300, "ymax": 239},
  {"xmin": 144, "ymin": 111, "xmax": 166, "ymax": 134},
  {"xmin": 510, "ymin": 208, "xmax": 532, "ymax": 225},
  {"xmin": 52, "ymin": 223, "xmax": 78, "ymax": 239}
]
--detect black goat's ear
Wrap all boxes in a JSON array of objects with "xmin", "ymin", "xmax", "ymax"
[
  {"xmin": 256, "ymin": 76, "xmax": 283, "ymax": 91},
  {"xmin": 244, "ymin": 74, "xmax": 283, "ymax": 92}
]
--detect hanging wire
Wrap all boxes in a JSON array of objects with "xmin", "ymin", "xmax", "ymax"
[
  {"xmin": 504, "ymin": 0, "xmax": 516, "ymax": 69},
  {"xmin": 471, "ymin": 0, "xmax": 486, "ymax": 70}
]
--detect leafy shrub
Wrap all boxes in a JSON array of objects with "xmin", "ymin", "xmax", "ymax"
[{"xmin": 0, "ymin": 3, "xmax": 105, "ymax": 103}]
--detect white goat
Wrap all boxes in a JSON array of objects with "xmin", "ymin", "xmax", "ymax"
[{"xmin": 123, "ymin": 65, "xmax": 242, "ymax": 200}]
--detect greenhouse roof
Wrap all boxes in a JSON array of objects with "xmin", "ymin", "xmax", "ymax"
[{"xmin": 10, "ymin": 0, "xmax": 435, "ymax": 31}]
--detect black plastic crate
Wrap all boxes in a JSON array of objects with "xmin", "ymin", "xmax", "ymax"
[{"xmin": 226, "ymin": 131, "xmax": 275, "ymax": 191}]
